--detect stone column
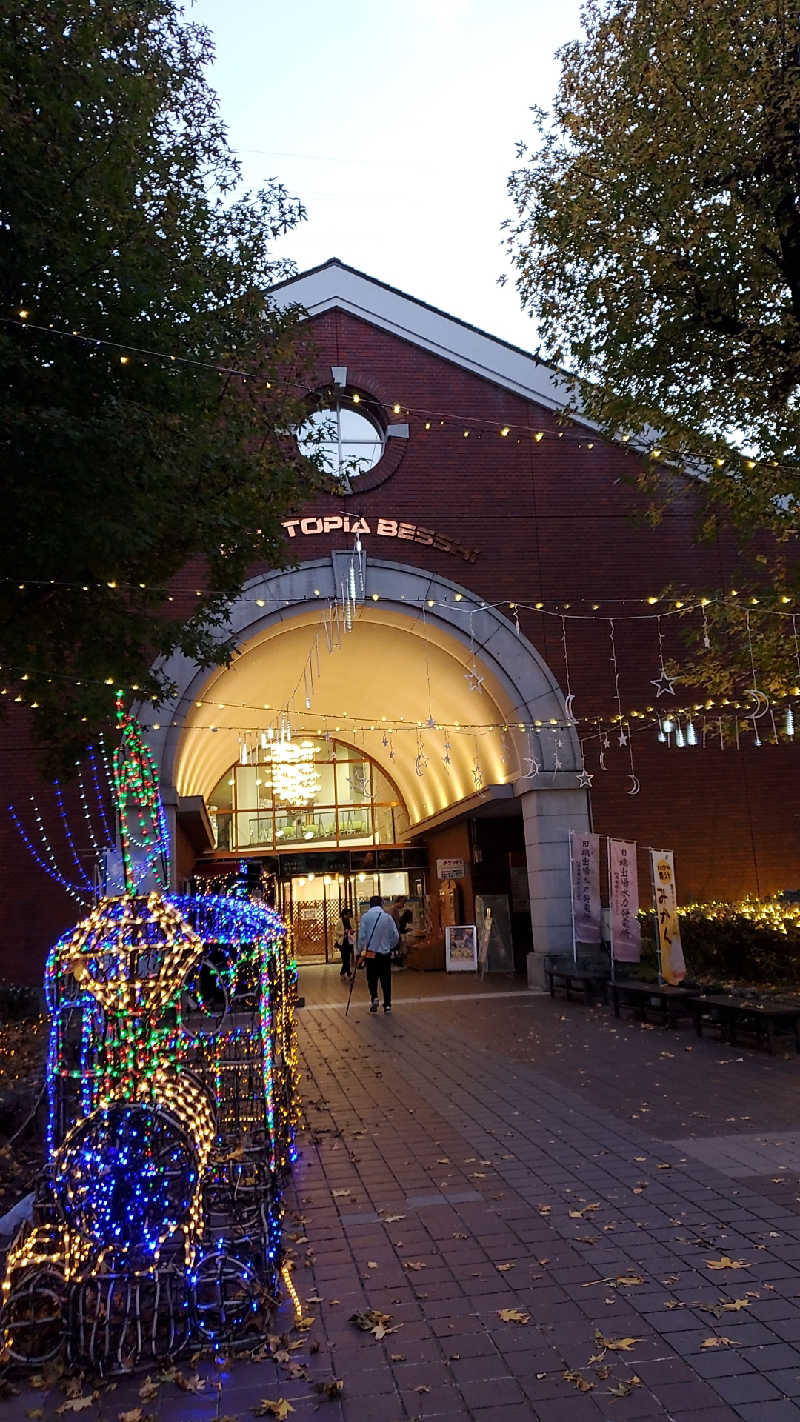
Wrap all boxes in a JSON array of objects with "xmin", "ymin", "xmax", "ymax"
[{"xmin": 520, "ymin": 784, "xmax": 591, "ymax": 986}]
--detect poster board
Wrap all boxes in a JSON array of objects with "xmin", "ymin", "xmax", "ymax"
[
  {"xmin": 445, "ymin": 924, "xmax": 478, "ymax": 972},
  {"xmin": 475, "ymin": 894, "xmax": 514, "ymax": 974}
]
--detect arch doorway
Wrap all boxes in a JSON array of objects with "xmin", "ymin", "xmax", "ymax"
[{"xmin": 145, "ymin": 558, "xmax": 592, "ymax": 969}]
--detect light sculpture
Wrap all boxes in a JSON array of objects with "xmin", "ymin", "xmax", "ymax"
[{"xmin": 1, "ymin": 704, "xmax": 299, "ymax": 1372}]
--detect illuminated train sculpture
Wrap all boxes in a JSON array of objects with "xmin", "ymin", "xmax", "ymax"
[{"xmin": 2, "ymin": 888, "xmax": 299, "ymax": 1370}]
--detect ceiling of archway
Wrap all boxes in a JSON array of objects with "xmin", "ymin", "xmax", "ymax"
[{"xmin": 173, "ymin": 606, "xmax": 524, "ymax": 825}]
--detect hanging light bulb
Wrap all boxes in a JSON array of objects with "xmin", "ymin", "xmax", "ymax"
[
  {"xmin": 675, "ymin": 724, "xmax": 686, "ymax": 748},
  {"xmin": 687, "ymin": 720, "xmax": 697, "ymax": 746},
  {"xmin": 657, "ymin": 722, "xmax": 666, "ymax": 743},
  {"xmin": 662, "ymin": 716, "xmax": 674, "ymax": 734},
  {"xmin": 240, "ymin": 742, "xmax": 248, "ymax": 765},
  {"xmin": 786, "ymin": 707, "xmax": 795, "ymax": 738}
]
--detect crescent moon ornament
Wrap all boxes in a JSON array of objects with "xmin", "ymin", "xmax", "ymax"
[
  {"xmin": 599, "ymin": 748, "xmax": 608, "ymax": 771},
  {"xmin": 628, "ymin": 774, "xmax": 640, "ymax": 796},
  {"xmin": 565, "ymin": 693, "xmax": 576, "ymax": 723},
  {"xmin": 746, "ymin": 689, "xmax": 770, "ymax": 719}
]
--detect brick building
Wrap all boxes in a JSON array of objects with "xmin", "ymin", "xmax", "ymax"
[{"xmin": 2, "ymin": 260, "xmax": 798, "ymax": 982}]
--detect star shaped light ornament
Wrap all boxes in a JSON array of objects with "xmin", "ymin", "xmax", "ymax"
[
  {"xmin": 650, "ymin": 670, "xmax": 675, "ymax": 697},
  {"xmin": 465, "ymin": 666, "xmax": 485, "ymax": 692},
  {"xmin": 577, "ymin": 767, "xmax": 594, "ymax": 788},
  {"xmin": 617, "ymin": 727, "xmax": 628, "ymax": 747}
]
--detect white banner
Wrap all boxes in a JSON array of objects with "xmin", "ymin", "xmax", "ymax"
[
  {"xmin": 569, "ymin": 831, "xmax": 602, "ymax": 944},
  {"xmin": 608, "ymin": 839, "xmax": 641, "ymax": 963},
  {"xmin": 649, "ymin": 849, "xmax": 686, "ymax": 985}
]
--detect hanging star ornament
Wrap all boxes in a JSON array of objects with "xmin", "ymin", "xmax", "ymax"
[
  {"xmin": 576, "ymin": 768, "xmax": 594, "ymax": 788},
  {"xmin": 650, "ymin": 670, "xmax": 675, "ymax": 697},
  {"xmin": 617, "ymin": 727, "xmax": 628, "ymax": 747},
  {"xmin": 522, "ymin": 756, "xmax": 541, "ymax": 778}
]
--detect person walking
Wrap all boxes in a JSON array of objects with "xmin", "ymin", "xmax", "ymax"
[
  {"xmin": 338, "ymin": 907, "xmax": 355, "ymax": 978},
  {"xmin": 357, "ymin": 894, "xmax": 399, "ymax": 1013}
]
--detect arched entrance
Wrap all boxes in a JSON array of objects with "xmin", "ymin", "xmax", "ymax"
[{"xmin": 144, "ymin": 558, "xmax": 592, "ymax": 970}]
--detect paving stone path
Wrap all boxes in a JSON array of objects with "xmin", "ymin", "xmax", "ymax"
[{"xmin": 7, "ymin": 967, "xmax": 800, "ymax": 1421}]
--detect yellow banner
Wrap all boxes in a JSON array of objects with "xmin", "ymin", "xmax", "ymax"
[{"xmin": 649, "ymin": 849, "xmax": 686, "ymax": 985}]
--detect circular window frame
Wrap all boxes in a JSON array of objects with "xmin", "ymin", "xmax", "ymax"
[{"xmin": 297, "ymin": 386, "xmax": 409, "ymax": 496}]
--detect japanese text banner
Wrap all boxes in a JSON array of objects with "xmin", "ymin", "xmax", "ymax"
[
  {"xmin": 649, "ymin": 848, "xmax": 686, "ymax": 985},
  {"xmin": 608, "ymin": 838, "xmax": 641, "ymax": 962},
  {"xmin": 569, "ymin": 831, "xmax": 602, "ymax": 944}
]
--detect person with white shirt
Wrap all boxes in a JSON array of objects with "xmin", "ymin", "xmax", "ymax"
[{"xmin": 357, "ymin": 895, "xmax": 399, "ymax": 1013}]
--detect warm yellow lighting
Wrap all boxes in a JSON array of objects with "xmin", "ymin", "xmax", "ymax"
[
  {"xmin": 352, "ymin": 393, "xmax": 360, "ymax": 403},
  {"xmin": 534, "ymin": 432, "xmax": 544, "ymax": 442},
  {"xmin": 18, "ymin": 309, "xmax": 29, "ymax": 320},
  {"xmin": 393, "ymin": 403, "xmax": 401, "ymax": 414},
  {"xmin": 500, "ymin": 426, "xmax": 510, "ymax": 437},
  {"xmin": 120, "ymin": 355, "xmax": 129, "ymax": 365}
]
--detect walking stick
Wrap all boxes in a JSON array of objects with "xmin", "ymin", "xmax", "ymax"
[{"xmin": 345, "ymin": 956, "xmax": 362, "ymax": 1015}]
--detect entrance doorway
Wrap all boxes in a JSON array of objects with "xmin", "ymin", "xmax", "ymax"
[{"xmin": 278, "ymin": 867, "xmax": 426, "ymax": 962}]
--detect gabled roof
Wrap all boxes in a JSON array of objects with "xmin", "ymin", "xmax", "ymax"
[{"xmin": 270, "ymin": 258, "xmax": 583, "ymax": 417}]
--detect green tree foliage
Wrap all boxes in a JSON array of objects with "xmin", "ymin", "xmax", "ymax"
[
  {"xmin": 505, "ymin": 0, "xmax": 800, "ymax": 544},
  {"xmin": 0, "ymin": 1, "xmax": 316, "ymax": 765}
]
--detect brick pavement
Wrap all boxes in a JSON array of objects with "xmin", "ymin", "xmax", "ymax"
[{"xmin": 6, "ymin": 965, "xmax": 800, "ymax": 1422}]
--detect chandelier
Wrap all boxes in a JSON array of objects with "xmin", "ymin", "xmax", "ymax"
[{"xmin": 266, "ymin": 725, "xmax": 320, "ymax": 806}]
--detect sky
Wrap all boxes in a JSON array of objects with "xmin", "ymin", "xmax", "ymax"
[{"xmin": 189, "ymin": 0, "xmax": 583, "ymax": 353}]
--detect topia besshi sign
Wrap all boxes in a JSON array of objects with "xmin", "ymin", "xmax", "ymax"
[{"xmin": 281, "ymin": 513, "xmax": 478, "ymax": 564}]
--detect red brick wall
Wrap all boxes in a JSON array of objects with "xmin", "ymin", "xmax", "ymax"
[{"xmin": 1, "ymin": 305, "xmax": 796, "ymax": 984}]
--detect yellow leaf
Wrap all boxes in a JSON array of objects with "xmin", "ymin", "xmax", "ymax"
[
  {"xmin": 498, "ymin": 1309, "xmax": 530, "ymax": 1324},
  {"xmin": 383, "ymin": 1214, "xmax": 405, "ymax": 1223},
  {"xmin": 119, "ymin": 1411, "xmax": 144, "ymax": 1422},
  {"xmin": 706, "ymin": 1257, "xmax": 749, "ymax": 1271},
  {"xmin": 138, "ymin": 1377, "xmax": 159, "ymax": 1402},
  {"xmin": 404, "ymin": 1261, "xmax": 425, "ymax": 1271},
  {"xmin": 56, "ymin": 1398, "xmax": 99, "ymax": 1416},
  {"xmin": 253, "ymin": 1403, "xmax": 295, "ymax": 1419},
  {"xmin": 332, "ymin": 1189, "xmax": 350, "ymax": 1198},
  {"xmin": 615, "ymin": 1275, "xmax": 645, "ymax": 1286},
  {"xmin": 367, "ymin": 1261, "xmax": 378, "ymax": 1269},
  {"xmin": 701, "ymin": 1337, "xmax": 736, "ymax": 1349},
  {"xmin": 720, "ymin": 1298, "xmax": 750, "ymax": 1311},
  {"xmin": 595, "ymin": 1332, "xmax": 640, "ymax": 1351},
  {"xmin": 496, "ymin": 1263, "xmax": 515, "ymax": 1272},
  {"xmin": 563, "ymin": 1370, "xmax": 594, "ymax": 1392}
]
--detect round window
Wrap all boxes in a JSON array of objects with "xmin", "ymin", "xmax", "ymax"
[{"xmin": 297, "ymin": 397, "xmax": 384, "ymax": 492}]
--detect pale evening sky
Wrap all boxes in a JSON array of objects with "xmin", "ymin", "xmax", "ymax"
[{"xmin": 189, "ymin": 0, "xmax": 583, "ymax": 353}]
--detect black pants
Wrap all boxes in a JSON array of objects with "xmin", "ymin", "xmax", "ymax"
[
  {"xmin": 339, "ymin": 941, "xmax": 353, "ymax": 975},
  {"xmin": 366, "ymin": 954, "xmax": 392, "ymax": 1007}
]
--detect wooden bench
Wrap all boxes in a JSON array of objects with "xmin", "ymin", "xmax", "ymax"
[
  {"xmin": 610, "ymin": 979, "xmax": 694, "ymax": 1026},
  {"xmin": 689, "ymin": 993, "xmax": 800, "ymax": 1054},
  {"xmin": 545, "ymin": 957, "xmax": 608, "ymax": 1004}
]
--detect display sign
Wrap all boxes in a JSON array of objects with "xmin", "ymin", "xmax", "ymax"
[
  {"xmin": 569, "ymin": 831, "xmax": 602, "ymax": 944},
  {"xmin": 437, "ymin": 857, "xmax": 466, "ymax": 880},
  {"xmin": 608, "ymin": 838, "xmax": 641, "ymax": 963},
  {"xmin": 445, "ymin": 925, "xmax": 478, "ymax": 972},
  {"xmin": 281, "ymin": 512, "xmax": 478, "ymax": 564},
  {"xmin": 649, "ymin": 848, "xmax": 686, "ymax": 985}
]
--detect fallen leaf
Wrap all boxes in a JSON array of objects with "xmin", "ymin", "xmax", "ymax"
[
  {"xmin": 332, "ymin": 1189, "xmax": 351, "ymax": 1198},
  {"xmin": 595, "ymin": 1332, "xmax": 640, "ymax": 1352},
  {"xmin": 404, "ymin": 1261, "xmax": 425, "ymax": 1271},
  {"xmin": 701, "ymin": 1337, "xmax": 735, "ymax": 1349},
  {"xmin": 436, "ymin": 1158, "xmax": 450, "ymax": 1164},
  {"xmin": 175, "ymin": 1372, "xmax": 206, "ymax": 1394},
  {"xmin": 498, "ymin": 1309, "xmax": 530, "ymax": 1324},
  {"xmin": 56, "ymin": 1399, "xmax": 99, "ymax": 1416},
  {"xmin": 138, "ymin": 1378, "xmax": 159, "ymax": 1402},
  {"xmin": 537, "ymin": 1204, "xmax": 552, "ymax": 1215},
  {"xmin": 390, "ymin": 1353, "xmax": 406, "ymax": 1362},
  {"xmin": 608, "ymin": 1376, "xmax": 641, "ymax": 1397},
  {"xmin": 367, "ymin": 1261, "xmax": 378, "ymax": 1270},
  {"xmin": 383, "ymin": 1214, "xmax": 405, "ymax": 1223},
  {"xmin": 252, "ymin": 1403, "xmax": 294, "ymax": 1420},
  {"xmin": 414, "ymin": 1385, "xmax": 431, "ymax": 1394},
  {"xmin": 26, "ymin": 1412, "xmax": 44, "ymax": 1421},
  {"xmin": 496, "ymin": 1263, "xmax": 515, "ymax": 1272},
  {"xmin": 312, "ymin": 1379, "xmax": 344, "ymax": 1400},
  {"xmin": 452, "ymin": 1232, "xmax": 468, "ymax": 1240},
  {"xmin": 720, "ymin": 1298, "xmax": 751, "ymax": 1312},
  {"xmin": 294, "ymin": 1317, "xmax": 315, "ymax": 1331},
  {"xmin": 706, "ymin": 1257, "xmax": 749, "ymax": 1271},
  {"xmin": 119, "ymin": 1412, "xmax": 145, "ymax": 1422},
  {"xmin": 615, "ymin": 1275, "xmax": 644, "ymax": 1287},
  {"xmin": 563, "ymin": 1370, "xmax": 594, "ymax": 1392}
]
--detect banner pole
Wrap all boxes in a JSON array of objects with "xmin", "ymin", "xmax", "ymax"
[
  {"xmin": 606, "ymin": 837, "xmax": 616, "ymax": 984},
  {"xmin": 568, "ymin": 832, "xmax": 578, "ymax": 964},
  {"xmin": 648, "ymin": 848, "xmax": 664, "ymax": 988}
]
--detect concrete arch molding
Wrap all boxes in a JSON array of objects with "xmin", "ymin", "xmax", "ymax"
[{"xmin": 145, "ymin": 558, "xmax": 591, "ymax": 967}]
